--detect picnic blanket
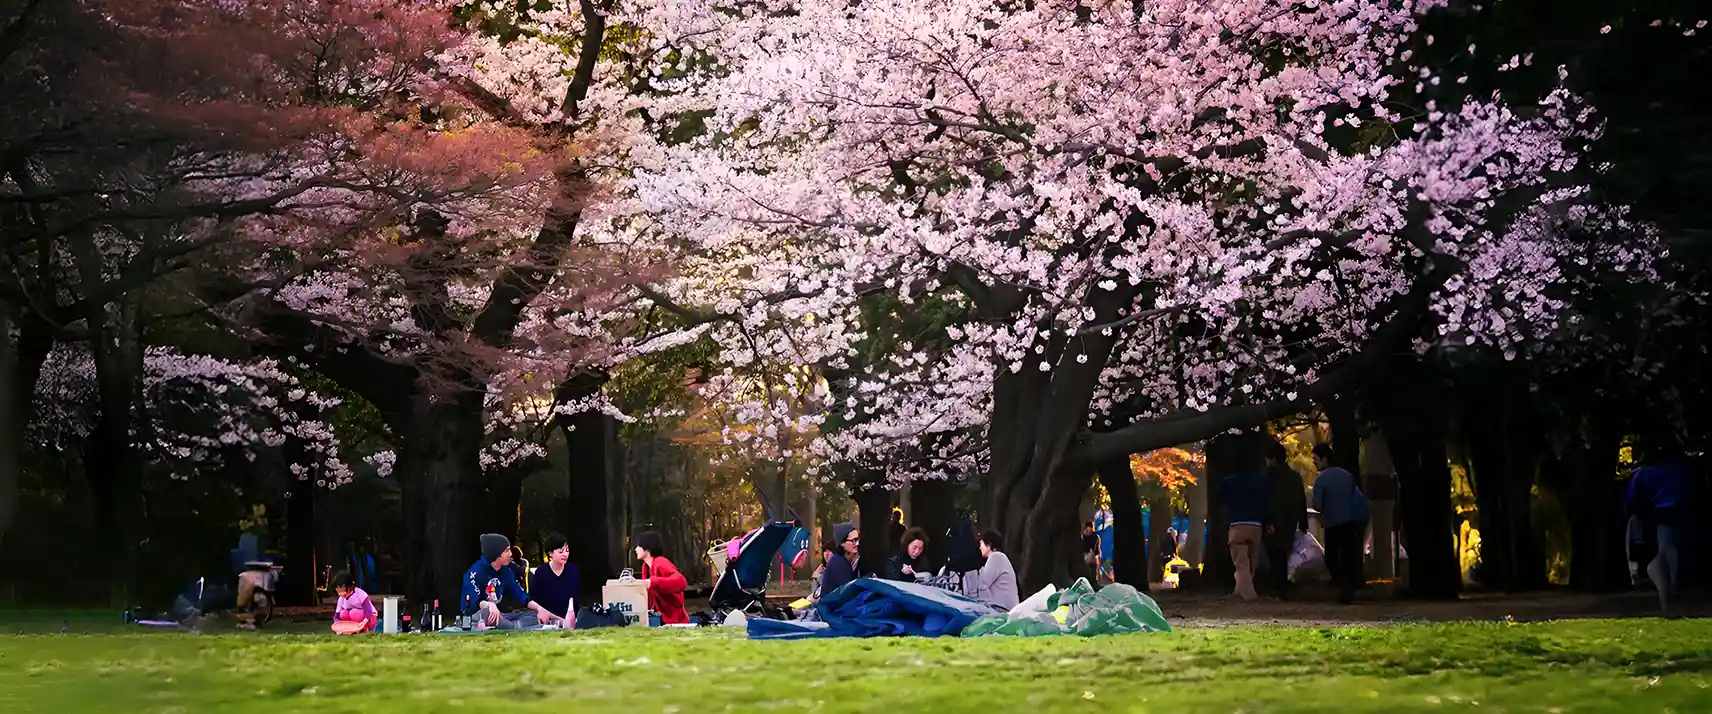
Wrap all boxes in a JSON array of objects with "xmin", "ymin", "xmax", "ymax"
[{"xmin": 748, "ymin": 577, "xmax": 1001, "ymax": 640}]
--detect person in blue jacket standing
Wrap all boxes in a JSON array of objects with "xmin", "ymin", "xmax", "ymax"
[
  {"xmin": 1312, "ymin": 444, "xmax": 1369, "ymax": 605},
  {"xmin": 1627, "ymin": 436, "xmax": 1694, "ymax": 616},
  {"xmin": 1219, "ymin": 446, "xmax": 1273, "ymax": 601}
]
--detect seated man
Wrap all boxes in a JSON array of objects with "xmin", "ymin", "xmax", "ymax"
[{"xmin": 462, "ymin": 533, "xmax": 561, "ymax": 629}]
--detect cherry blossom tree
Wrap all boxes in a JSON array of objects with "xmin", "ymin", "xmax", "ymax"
[
  {"xmin": 2, "ymin": 0, "xmax": 645, "ymax": 600},
  {"xmin": 629, "ymin": 0, "xmax": 1660, "ymax": 589},
  {"xmin": 29, "ymin": 346, "xmax": 351, "ymax": 485}
]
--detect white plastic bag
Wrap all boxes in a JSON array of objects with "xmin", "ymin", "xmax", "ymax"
[
  {"xmin": 1007, "ymin": 584, "xmax": 1056, "ymax": 620},
  {"xmin": 1288, "ymin": 530, "xmax": 1329, "ymax": 583}
]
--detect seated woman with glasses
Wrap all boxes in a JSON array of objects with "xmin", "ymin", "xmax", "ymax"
[{"xmin": 818, "ymin": 523, "xmax": 860, "ymax": 599}]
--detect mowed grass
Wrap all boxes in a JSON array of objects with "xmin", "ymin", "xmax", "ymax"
[{"xmin": 2, "ymin": 616, "xmax": 1710, "ymax": 713}]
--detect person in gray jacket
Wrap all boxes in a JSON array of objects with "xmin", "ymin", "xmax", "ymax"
[{"xmin": 971, "ymin": 529, "xmax": 1019, "ymax": 610}]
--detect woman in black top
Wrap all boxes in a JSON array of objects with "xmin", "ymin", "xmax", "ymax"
[{"xmin": 886, "ymin": 527, "xmax": 932, "ymax": 581}]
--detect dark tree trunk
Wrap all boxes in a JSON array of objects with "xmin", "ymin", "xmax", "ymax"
[
  {"xmin": 1099, "ymin": 457, "xmax": 1148, "ymax": 586},
  {"xmin": 1566, "ymin": 411, "xmax": 1628, "ymax": 592},
  {"xmin": 910, "ymin": 478, "xmax": 958, "ymax": 570},
  {"xmin": 1371, "ymin": 357, "xmax": 1461, "ymax": 599},
  {"xmin": 83, "ymin": 299, "xmax": 146, "ymax": 606},
  {"xmin": 1459, "ymin": 363, "xmax": 1547, "ymax": 591},
  {"xmin": 283, "ymin": 475, "xmax": 318, "ymax": 605},
  {"xmin": 397, "ymin": 392, "xmax": 485, "ymax": 617},
  {"xmin": 477, "ymin": 464, "xmax": 529, "ymax": 543},
  {"xmin": 0, "ymin": 305, "xmax": 51, "ymax": 547},
  {"xmin": 1146, "ymin": 488, "xmax": 1174, "ymax": 584},
  {"xmin": 1198, "ymin": 434, "xmax": 1239, "ymax": 589},
  {"xmin": 854, "ymin": 478, "xmax": 891, "ymax": 577},
  {"xmin": 1325, "ymin": 396, "xmax": 1362, "ymax": 475},
  {"xmin": 558, "ymin": 373, "xmax": 616, "ymax": 606}
]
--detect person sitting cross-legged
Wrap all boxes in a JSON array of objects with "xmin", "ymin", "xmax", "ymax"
[{"xmin": 461, "ymin": 533, "xmax": 562, "ymax": 629}]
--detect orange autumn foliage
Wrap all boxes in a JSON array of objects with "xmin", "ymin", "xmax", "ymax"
[{"xmin": 1128, "ymin": 448, "xmax": 1201, "ymax": 491}]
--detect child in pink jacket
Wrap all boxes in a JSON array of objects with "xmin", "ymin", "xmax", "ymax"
[{"xmin": 331, "ymin": 571, "xmax": 377, "ymax": 634}]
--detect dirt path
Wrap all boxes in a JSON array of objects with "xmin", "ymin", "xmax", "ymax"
[{"xmin": 1151, "ymin": 585, "xmax": 1702, "ymax": 627}]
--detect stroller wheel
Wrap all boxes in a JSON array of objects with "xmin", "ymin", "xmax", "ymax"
[{"xmin": 255, "ymin": 592, "xmax": 275, "ymax": 625}]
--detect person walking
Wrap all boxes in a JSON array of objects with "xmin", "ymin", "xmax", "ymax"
[
  {"xmin": 1626, "ymin": 435, "xmax": 1694, "ymax": 616},
  {"xmin": 1264, "ymin": 441, "xmax": 1310, "ymax": 600},
  {"xmin": 1311, "ymin": 444, "xmax": 1369, "ymax": 605},
  {"xmin": 1218, "ymin": 448, "xmax": 1273, "ymax": 600}
]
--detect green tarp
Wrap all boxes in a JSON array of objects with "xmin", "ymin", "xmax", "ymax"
[{"xmin": 960, "ymin": 578, "xmax": 1172, "ymax": 637}]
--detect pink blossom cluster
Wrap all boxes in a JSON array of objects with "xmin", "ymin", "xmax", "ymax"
[
  {"xmin": 30, "ymin": 347, "xmax": 353, "ymax": 486},
  {"xmin": 623, "ymin": 0, "xmax": 1661, "ymax": 484}
]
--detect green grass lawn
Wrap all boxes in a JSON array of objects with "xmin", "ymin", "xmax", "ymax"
[{"xmin": 2, "ymin": 618, "xmax": 1709, "ymax": 713}]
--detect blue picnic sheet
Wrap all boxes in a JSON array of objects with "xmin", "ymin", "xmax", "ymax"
[{"xmin": 747, "ymin": 577, "xmax": 1001, "ymax": 640}]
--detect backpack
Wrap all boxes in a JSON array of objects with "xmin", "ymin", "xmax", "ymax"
[{"xmin": 945, "ymin": 515, "xmax": 983, "ymax": 573}]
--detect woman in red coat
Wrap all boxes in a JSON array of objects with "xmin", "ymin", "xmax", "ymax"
[{"xmin": 634, "ymin": 531, "xmax": 689, "ymax": 624}]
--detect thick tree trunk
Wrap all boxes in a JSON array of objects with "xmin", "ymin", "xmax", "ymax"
[
  {"xmin": 1184, "ymin": 473, "xmax": 1207, "ymax": 567},
  {"xmin": 1145, "ymin": 485, "xmax": 1174, "ymax": 585},
  {"xmin": 1198, "ymin": 434, "xmax": 1239, "ymax": 589},
  {"xmin": 397, "ymin": 392, "xmax": 485, "ymax": 617},
  {"xmin": 558, "ymin": 374, "xmax": 616, "ymax": 605},
  {"xmin": 854, "ymin": 479, "xmax": 891, "ymax": 577},
  {"xmin": 477, "ymin": 464, "xmax": 528, "ymax": 543},
  {"xmin": 909, "ymin": 478, "xmax": 957, "ymax": 570},
  {"xmin": 283, "ymin": 475, "xmax": 318, "ymax": 605},
  {"xmin": 1016, "ymin": 464, "xmax": 1093, "ymax": 592},
  {"xmin": 1459, "ymin": 363, "xmax": 1547, "ymax": 591},
  {"xmin": 85, "ymin": 313, "xmax": 146, "ymax": 605},
  {"xmin": 0, "ymin": 306, "xmax": 19, "ymax": 547},
  {"xmin": 1566, "ymin": 411, "xmax": 1627, "ymax": 592},
  {"xmin": 1100, "ymin": 457, "xmax": 1147, "ymax": 586},
  {"xmin": 1326, "ymin": 396, "xmax": 1362, "ymax": 476},
  {"xmin": 1371, "ymin": 358, "xmax": 1461, "ymax": 599}
]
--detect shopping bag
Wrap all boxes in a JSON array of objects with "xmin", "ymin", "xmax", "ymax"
[
  {"xmin": 602, "ymin": 576, "xmax": 650, "ymax": 627},
  {"xmin": 1288, "ymin": 531, "xmax": 1329, "ymax": 583}
]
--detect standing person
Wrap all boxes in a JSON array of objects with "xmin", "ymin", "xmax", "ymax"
[
  {"xmin": 529, "ymin": 533, "xmax": 581, "ymax": 622},
  {"xmin": 889, "ymin": 510, "xmax": 906, "ymax": 551},
  {"xmin": 1218, "ymin": 448, "xmax": 1273, "ymax": 600},
  {"xmin": 633, "ymin": 530, "xmax": 689, "ymax": 624},
  {"xmin": 1264, "ymin": 442, "xmax": 1310, "ymax": 600},
  {"xmin": 820, "ymin": 523, "xmax": 860, "ymax": 597},
  {"xmin": 461, "ymin": 533, "xmax": 561, "ymax": 628},
  {"xmin": 970, "ymin": 530, "xmax": 1019, "ymax": 610},
  {"xmin": 1081, "ymin": 521, "xmax": 1102, "ymax": 579},
  {"xmin": 1626, "ymin": 436, "xmax": 1693, "ymax": 616},
  {"xmin": 1311, "ymin": 444, "xmax": 1369, "ymax": 605}
]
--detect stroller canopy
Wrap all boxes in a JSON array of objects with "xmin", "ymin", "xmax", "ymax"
[{"xmin": 711, "ymin": 520, "xmax": 795, "ymax": 610}]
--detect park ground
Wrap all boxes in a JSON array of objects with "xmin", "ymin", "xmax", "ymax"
[{"xmin": 3, "ymin": 591, "xmax": 1710, "ymax": 714}]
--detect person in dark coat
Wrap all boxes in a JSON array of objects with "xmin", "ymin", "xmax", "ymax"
[
  {"xmin": 819, "ymin": 523, "xmax": 860, "ymax": 599},
  {"xmin": 1264, "ymin": 441, "xmax": 1310, "ymax": 600},
  {"xmin": 886, "ymin": 527, "xmax": 931, "ymax": 581}
]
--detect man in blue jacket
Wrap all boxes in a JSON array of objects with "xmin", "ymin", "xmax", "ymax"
[
  {"xmin": 1312, "ymin": 444, "xmax": 1369, "ymax": 605},
  {"xmin": 1626, "ymin": 438, "xmax": 1693, "ymax": 616},
  {"xmin": 462, "ymin": 533, "xmax": 560, "ymax": 629},
  {"xmin": 1219, "ymin": 447, "xmax": 1273, "ymax": 600}
]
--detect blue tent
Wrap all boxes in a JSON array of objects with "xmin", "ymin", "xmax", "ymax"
[{"xmin": 1093, "ymin": 509, "xmax": 1194, "ymax": 577}]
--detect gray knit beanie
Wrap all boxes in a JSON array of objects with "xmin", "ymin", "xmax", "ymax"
[{"xmin": 479, "ymin": 533, "xmax": 510, "ymax": 563}]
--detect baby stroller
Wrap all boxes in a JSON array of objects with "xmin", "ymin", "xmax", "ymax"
[{"xmin": 709, "ymin": 517, "xmax": 798, "ymax": 620}]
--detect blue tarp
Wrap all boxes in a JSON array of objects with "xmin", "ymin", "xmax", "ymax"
[
  {"xmin": 1094, "ymin": 510, "xmax": 1193, "ymax": 578},
  {"xmin": 747, "ymin": 578, "xmax": 1001, "ymax": 640}
]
